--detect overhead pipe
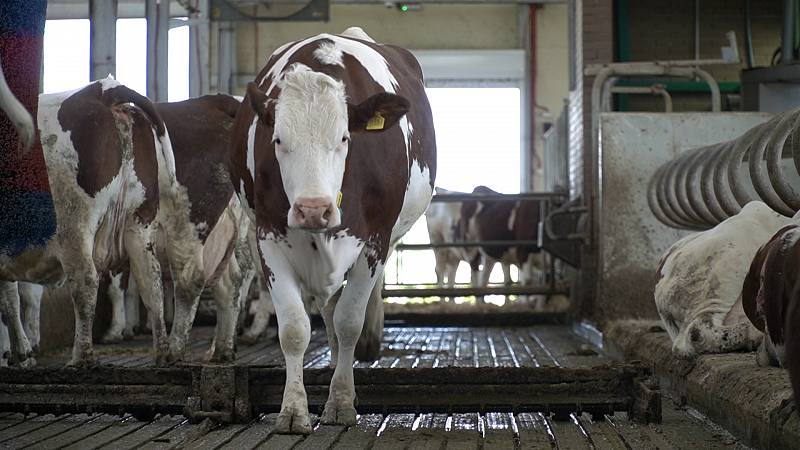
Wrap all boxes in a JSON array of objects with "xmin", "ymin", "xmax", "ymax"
[{"xmin": 649, "ymin": 107, "xmax": 800, "ymax": 230}]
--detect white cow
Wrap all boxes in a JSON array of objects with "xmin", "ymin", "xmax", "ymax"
[
  {"xmin": 654, "ymin": 201, "xmax": 791, "ymax": 359},
  {"xmin": 425, "ymin": 187, "xmax": 472, "ymax": 301}
]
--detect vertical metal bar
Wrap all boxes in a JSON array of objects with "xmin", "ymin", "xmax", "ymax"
[
  {"xmin": 783, "ymin": 0, "xmax": 795, "ymax": 64},
  {"xmin": 189, "ymin": 0, "xmax": 209, "ymax": 97},
  {"xmin": 217, "ymin": 21, "xmax": 234, "ymax": 94},
  {"xmin": 146, "ymin": 0, "xmax": 169, "ymax": 102},
  {"xmin": 89, "ymin": 0, "xmax": 117, "ymax": 82}
]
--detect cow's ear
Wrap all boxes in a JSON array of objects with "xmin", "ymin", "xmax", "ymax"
[
  {"xmin": 247, "ymin": 82, "xmax": 274, "ymax": 127},
  {"xmin": 348, "ymin": 93, "xmax": 410, "ymax": 133}
]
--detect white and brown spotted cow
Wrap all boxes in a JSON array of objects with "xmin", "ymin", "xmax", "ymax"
[
  {"xmin": 460, "ymin": 185, "xmax": 542, "ymax": 306},
  {"xmin": 228, "ymin": 27, "xmax": 436, "ymax": 433},
  {"xmin": 97, "ymin": 94, "xmax": 253, "ymax": 363},
  {"xmin": 0, "ymin": 78, "xmax": 174, "ymax": 366},
  {"xmin": 654, "ymin": 201, "xmax": 792, "ymax": 360}
]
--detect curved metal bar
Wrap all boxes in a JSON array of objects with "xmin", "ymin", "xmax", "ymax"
[
  {"xmin": 701, "ymin": 144, "xmax": 732, "ymax": 222},
  {"xmin": 792, "ymin": 109, "xmax": 800, "ymax": 177},
  {"xmin": 684, "ymin": 146, "xmax": 721, "ymax": 227},
  {"xmin": 765, "ymin": 108, "xmax": 800, "ymax": 212},
  {"xmin": 749, "ymin": 114, "xmax": 795, "ymax": 216},
  {"xmin": 713, "ymin": 141, "xmax": 742, "ymax": 216},
  {"xmin": 727, "ymin": 123, "xmax": 762, "ymax": 207},
  {"xmin": 674, "ymin": 147, "xmax": 709, "ymax": 225},
  {"xmin": 690, "ymin": 68, "xmax": 722, "ymax": 113},
  {"xmin": 655, "ymin": 160, "xmax": 699, "ymax": 228},
  {"xmin": 648, "ymin": 164, "xmax": 696, "ymax": 229},
  {"xmin": 665, "ymin": 150, "xmax": 703, "ymax": 225}
]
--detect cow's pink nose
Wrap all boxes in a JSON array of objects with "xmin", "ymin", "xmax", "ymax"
[{"xmin": 294, "ymin": 198, "xmax": 334, "ymax": 229}]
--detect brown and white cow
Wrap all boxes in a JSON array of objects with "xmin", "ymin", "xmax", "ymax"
[
  {"xmin": 460, "ymin": 185, "xmax": 542, "ymax": 306},
  {"xmin": 0, "ymin": 78, "xmax": 174, "ymax": 366},
  {"xmin": 100, "ymin": 94, "xmax": 252, "ymax": 363},
  {"xmin": 654, "ymin": 201, "xmax": 791, "ymax": 360},
  {"xmin": 741, "ymin": 218, "xmax": 800, "ymax": 367},
  {"xmin": 228, "ymin": 27, "xmax": 436, "ymax": 433}
]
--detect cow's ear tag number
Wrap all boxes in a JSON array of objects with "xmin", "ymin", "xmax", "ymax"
[{"xmin": 366, "ymin": 112, "xmax": 385, "ymax": 130}]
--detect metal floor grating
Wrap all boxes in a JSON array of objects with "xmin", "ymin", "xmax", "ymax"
[{"xmin": 34, "ymin": 325, "xmax": 611, "ymax": 369}]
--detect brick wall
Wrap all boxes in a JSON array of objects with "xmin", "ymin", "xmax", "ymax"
[{"xmin": 626, "ymin": 0, "xmax": 782, "ymax": 111}]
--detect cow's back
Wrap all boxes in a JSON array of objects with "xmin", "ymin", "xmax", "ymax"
[{"xmin": 156, "ymin": 95, "xmax": 239, "ymax": 242}]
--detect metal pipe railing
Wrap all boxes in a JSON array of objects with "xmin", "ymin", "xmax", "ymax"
[{"xmin": 649, "ymin": 107, "xmax": 800, "ymax": 230}]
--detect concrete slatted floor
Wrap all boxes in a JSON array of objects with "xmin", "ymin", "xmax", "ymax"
[{"xmin": 4, "ymin": 326, "xmax": 756, "ymax": 449}]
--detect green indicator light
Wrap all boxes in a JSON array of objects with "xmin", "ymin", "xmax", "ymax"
[{"xmin": 401, "ymin": 5, "xmax": 408, "ymax": 11}]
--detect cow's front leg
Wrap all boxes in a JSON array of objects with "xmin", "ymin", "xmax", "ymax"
[
  {"xmin": 0, "ymin": 281, "xmax": 35, "ymax": 366},
  {"xmin": 273, "ymin": 284, "xmax": 313, "ymax": 434},
  {"xmin": 322, "ymin": 255, "xmax": 381, "ymax": 426}
]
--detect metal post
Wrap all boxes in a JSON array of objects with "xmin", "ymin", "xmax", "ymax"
[
  {"xmin": 189, "ymin": 0, "xmax": 210, "ymax": 97},
  {"xmin": 783, "ymin": 0, "xmax": 795, "ymax": 64},
  {"xmin": 217, "ymin": 21, "xmax": 235, "ymax": 94},
  {"xmin": 146, "ymin": 0, "xmax": 169, "ymax": 102},
  {"xmin": 89, "ymin": 0, "xmax": 117, "ymax": 82}
]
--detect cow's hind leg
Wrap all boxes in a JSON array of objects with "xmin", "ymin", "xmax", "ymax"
[
  {"xmin": 322, "ymin": 255, "xmax": 381, "ymax": 427},
  {"xmin": 354, "ymin": 277, "xmax": 383, "ymax": 362},
  {"xmin": 102, "ymin": 273, "xmax": 127, "ymax": 343},
  {"xmin": 0, "ymin": 281, "xmax": 35, "ymax": 366},
  {"xmin": 167, "ymin": 252, "xmax": 206, "ymax": 362},
  {"xmin": 124, "ymin": 224, "xmax": 172, "ymax": 366},
  {"xmin": 18, "ymin": 282, "xmax": 43, "ymax": 354},
  {"xmin": 206, "ymin": 256, "xmax": 243, "ymax": 363}
]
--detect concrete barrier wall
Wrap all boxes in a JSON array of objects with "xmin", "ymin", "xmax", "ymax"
[{"xmin": 595, "ymin": 112, "xmax": 774, "ymax": 324}]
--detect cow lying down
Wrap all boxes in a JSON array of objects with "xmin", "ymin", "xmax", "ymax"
[
  {"xmin": 742, "ymin": 216, "xmax": 800, "ymax": 368},
  {"xmin": 654, "ymin": 201, "xmax": 791, "ymax": 359}
]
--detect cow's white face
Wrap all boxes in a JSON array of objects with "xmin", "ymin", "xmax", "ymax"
[
  {"xmin": 246, "ymin": 63, "xmax": 411, "ymax": 232},
  {"xmin": 273, "ymin": 65, "xmax": 349, "ymax": 231}
]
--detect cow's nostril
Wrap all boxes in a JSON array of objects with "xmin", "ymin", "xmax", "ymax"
[{"xmin": 323, "ymin": 208, "xmax": 331, "ymax": 221}]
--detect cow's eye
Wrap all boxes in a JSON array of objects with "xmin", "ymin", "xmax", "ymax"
[
  {"xmin": 341, "ymin": 136, "xmax": 350, "ymax": 143},
  {"xmin": 272, "ymin": 138, "xmax": 281, "ymax": 145}
]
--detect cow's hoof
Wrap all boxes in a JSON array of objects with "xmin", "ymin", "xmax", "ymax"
[
  {"xmin": 321, "ymin": 403, "xmax": 357, "ymax": 426},
  {"xmin": 17, "ymin": 356, "xmax": 36, "ymax": 368},
  {"xmin": 237, "ymin": 333, "xmax": 260, "ymax": 346},
  {"xmin": 275, "ymin": 411, "xmax": 313, "ymax": 435},
  {"xmin": 354, "ymin": 338, "xmax": 380, "ymax": 362},
  {"xmin": 155, "ymin": 350, "xmax": 175, "ymax": 367},
  {"xmin": 67, "ymin": 356, "xmax": 98, "ymax": 368},
  {"xmin": 100, "ymin": 333, "xmax": 124, "ymax": 344},
  {"xmin": 209, "ymin": 350, "xmax": 235, "ymax": 364}
]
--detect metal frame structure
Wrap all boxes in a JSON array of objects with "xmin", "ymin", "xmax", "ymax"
[{"xmin": 384, "ymin": 192, "xmax": 575, "ymax": 301}]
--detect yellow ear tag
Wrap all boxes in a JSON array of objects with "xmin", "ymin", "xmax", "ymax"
[
  {"xmin": 336, "ymin": 191, "xmax": 343, "ymax": 207},
  {"xmin": 366, "ymin": 112, "xmax": 385, "ymax": 130}
]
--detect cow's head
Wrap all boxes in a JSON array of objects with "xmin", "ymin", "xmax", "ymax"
[{"xmin": 247, "ymin": 64, "xmax": 409, "ymax": 231}]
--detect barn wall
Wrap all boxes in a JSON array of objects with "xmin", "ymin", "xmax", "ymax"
[
  {"xmin": 231, "ymin": 4, "xmax": 525, "ymax": 87},
  {"xmin": 534, "ymin": 4, "xmax": 570, "ymax": 191},
  {"xmin": 595, "ymin": 112, "xmax": 774, "ymax": 325},
  {"xmin": 625, "ymin": 0, "xmax": 783, "ymax": 112}
]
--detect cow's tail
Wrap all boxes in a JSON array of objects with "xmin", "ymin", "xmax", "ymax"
[
  {"xmin": 355, "ymin": 275, "xmax": 384, "ymax": 362},
  {"xmin": 100, "ymin": 80, "xmax": 177, "ymax": 185}
]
